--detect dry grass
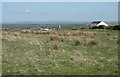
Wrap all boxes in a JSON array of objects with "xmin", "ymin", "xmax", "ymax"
[
  {"xmin": 72, "ymin": 32, "xmax": 79, "ymax": 36},
  {"xmin": 84, "ymin": 33, "xmax": 87, "ymax": 36},
  {"xmin": 21, "ymin": 30, "xmax": 31, "ymax": 33},
  {"xmin": 73, "ymin": 39, "xmax": 81, "ymax": 46},
  {"xmin": 12, "ymin": 32, "xmax": 19, "ymax": 37},
  {"xmin": 3, "ymin": 31, "xmax": 20, "ymax": 37},
  {"xmin": 50, "ymin": 31, "xmax": 55, "ymax": 34},
  {"xmin": 93, "ymin": 33, "xmax": 97, "ymax": 36},
  {"xmin": 87, "ymin": 39, "xmax": 97, "ymax": 45},
  {"xmin": 90, "ymin": 35, "xmax": 95, "ymax": 39},
  {"xmin": 2, "ymin": 29, "xmax": 118, "ymax": 75},
  {"xmin": 107, "ymin": 33, "xmax": 111, "ymax": 36},
  {"xmin": 117, "ymin": 40, "xmax": 119, "ymax": 44},
  {"xmin": 31, "ymin": 30, "xmax": 51, "ymax": 35},
  {"xmin": 63, "ymin": 31, "xmax": 84, "ymax": 36},
  {"xmin": 25, "ymin": 30, "xmax": 91, "ymax": 37},
  {"xmin": 40, "ymin": 31, "xmax": 51, "ymax": 34},
  {"xmin": 52, "ymin": 43, "xmax": 59, "ymax": 50},
  {"xmin": 63, "ymin": 32, "xmax": 71, "ymax": 36},
  {"xmin": 34, "ymin": 31, "xmax": 41, "ymax": 34},
  {"xmin": 49, "ymin": 35, "xmax": 64, "ymax": 42},
  {"xmin": 2, "ymin": 31, "xmax": 9, "ymax": 35},
  {"xmin": 58, "ymin": 33, "xmax": 62, "ymax": 36}
]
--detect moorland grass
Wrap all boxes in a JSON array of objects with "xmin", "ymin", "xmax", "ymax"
[{"xmin": 2, "ymin": 29, "xmax": 118, "ymax": 75}]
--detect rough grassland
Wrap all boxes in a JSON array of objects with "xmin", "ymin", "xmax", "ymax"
[{"xmin": 2, "ymin": 29, "xmax": 118, "ymax": 75}]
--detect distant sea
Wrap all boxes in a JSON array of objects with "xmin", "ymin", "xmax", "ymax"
[{"xmin": 2, "ymin": 21, "xmax": 118, "ymax": 24}]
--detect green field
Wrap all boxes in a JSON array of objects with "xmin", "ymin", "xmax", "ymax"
[{"xmin": 2, "ymin": 29, "xmax": 118, "ymax": 75}]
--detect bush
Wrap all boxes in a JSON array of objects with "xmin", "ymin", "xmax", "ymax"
[
  {"xmin": 73, "ymin": 39, "xmax": 81, "ymax": 46},
  {"xmin": 63, "ymin": 32, "xmax": 71, "ymax": 36},
  {"xmin": 90, "ymin": 35, "xmax": 95, "ymax": 39},
  {"xmin": 117, "ymin": 40, "xmax": 119, "ymax": 44},
  {"xmin": 89, "ymin": 25, "xmax": 106, "ymax": 29},
  {"xmin": 93, "ymin": 33, "xmax": 97, "ymax": 36},
  {"xmin": 112, "ymin": 25, "xmax": 120, "ymax": 30},
  {"xmin": 12, "ymin": 32, "xmax": 19, "ymax": 37},
  {"xmin": 21, "ymin": 30, "xmax": 31, "ymax": 33},
  {"xmin": 52, "ymin": 43, "xmax": 59, "ymax": 50},
  {"xmin": 2, "ymin": 31, "xmax": 8, "ymax": 35},
  {"xmin": 71, "ymin": 32, "xmax": 80, "ymax": 36},
  {"xmin": 107, "ymin": 33, "xmax": 111, "ymax": 36},
  {"xmin": 49, "ymin": 35, "xmax": 64, "ymax": 42},
  {"xmin": 87, "ymin": 39, "xmax": 97, "ymax": 45}
]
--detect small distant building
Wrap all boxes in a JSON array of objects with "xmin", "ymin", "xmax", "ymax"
[
  {"xmin": 58, "ymin": 25, "xmax": 61, "ymax": 30},
  {"xmin": 89, "ymin": 21, "xmax": 109, "ymax": 29},
  {"xmin": 40, "ymin": 28, "xmax": 50, "ymax": 31}
]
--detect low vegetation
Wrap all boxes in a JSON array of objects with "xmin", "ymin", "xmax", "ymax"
[{"xmin": 2, "ymin": 28, "xmax": 118, "ymax": 75}]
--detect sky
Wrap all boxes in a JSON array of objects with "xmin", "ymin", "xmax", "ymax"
[
  {"xmin": 2, "ymin": 2, "xmax": 118, "ymax": 23},
  {"xmin": 1, "ymin": 0, "xmax": 120, "ymax": 2}
]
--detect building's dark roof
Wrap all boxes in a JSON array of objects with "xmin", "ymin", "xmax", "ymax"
[
  {"xmin": 91, "ymin": 21, "xmax": 101, "ymax": 24},
  {"xmin": 89, "ymin": 21, "xmax": 102, "ymax": 27}
]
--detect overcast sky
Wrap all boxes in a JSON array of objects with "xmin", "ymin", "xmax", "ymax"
[{"xmin": 2, "ymin": 2, "xmax": 118, "ymax": 23}]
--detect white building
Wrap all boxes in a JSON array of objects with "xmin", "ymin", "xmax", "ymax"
[
  {"xmin": 89, "ymin": 21, "xmax": 109, "ymax": 27},
  {"xmin": 41, "ymin": 28, "xmax": 50, "ymax": 31}
]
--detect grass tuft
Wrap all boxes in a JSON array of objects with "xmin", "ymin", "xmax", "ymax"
[
  {"xmin": 87, "ymin": 39, "xmax": 97, "ymax": 45},
  {"xmin": 90, "ymin": 35, "xmax": 95, "ymax": 39},
  {"xmin": 107, "ymin": 33, "xmax": 111, "ymax": 36},
  {"xmin": 52, "ymin": 43, "xmax": 59, "ymax": 50},
  {"xmin": 49, "ymin": 35, "xmax": 64, "ymax": 42},
  {"xmin": 12, "ymin": 32, "xmax": 19, "ymax": 37},
  {"xmin": 73, "ymin": 39, "xmax": 81, "ymax": 46}
]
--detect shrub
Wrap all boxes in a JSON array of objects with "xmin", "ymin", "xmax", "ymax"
[
  {"xmin": 90, "ymin": 25, "xmax": 106, "ymax": 29},
  {"xmin": 73, "ymin": 39, "xmax": 81, "ymax": 46},
  {"xmin": 84, "ymin": 33, "xmax": 87, "ymax": 36},
  {"xmin": 88, "ymin": 39, "xmax": 97, "ymax": 45},
  {"xmin": 72, "ymin": 32, "xmax": 79, "ymax": 36},
  {"xmin": 49, "ymin": 35, "xmax": 64, "ymax": 42},
  {"xmin": 107, "ymin": 38, "xmax": 110, "ymax": 41},
  {"xmin": 112, "ymin": 37, "xmax": 116, "ymax": 40},
  {"xmin": 79, "ymin": 32, "xmax": 84, "ymax": 36},
  {"xmin": 21, "ymin": 30, "xmax": 31, "ymax": 33},
  {"xmin": 90, "ymin": 35, "xmax": 95, "ymax": 39},
  {"xmin": 70, "ymin": 57, "xmax": 74, "ymax": 61},
  {"xmin": 93, "ymin": 33, "xmax": 97, "ymax": 36},
  {"xmin": 58, "ymin": 33, "xmax": 62, "ymax": 36},
  {"xmin": 112, "ymin": 25, "xmax": 120, "ymax": 30},
  {"xmin": 32, "ymin": 31, "xmax": 39, "ymax": 34},
  {"xmin": 40, "ymin": 31, "xmax": 47, "ymax": 34},
  {"xmin": 79, "ymin": 32, "xmax": 82, "ymax": 35},
  {"xmin": 51, "ymin": 32, "xmax": 57, "ymax": 35},
  {"xmin": 83, "ymin": 43, "xmax": 87, "ymax": 46},
  {"xmin": 31, "ymin": 30, "xmax": 51, "ymax": 35},
  {"xmin": 2, "ymin": 32, "xmax": 8, "ymax": 35},
  {"xmin": 117, "ymin": 40, "xmax": 119, "ymax": 44},
  {"xmin": 107, "ymin": 33, "xmax": 111, "ymax": 36},
  {"xmin": 12, "ymin": 32, "xmax": 19, "ymax": 37},
  {"xmin": 63, "ymin": 32, "xmax": 71, "ymax": 36},
  {"xmin": 52, "ymin": 43, "xmax": 59, "ymax": 50}
]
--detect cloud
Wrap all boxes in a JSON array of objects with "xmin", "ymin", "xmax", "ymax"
[
  {"xmin": 24, "ymin": 9, "xmax": 32, "ymax": 13},
  {"xmin": 72, "ymin": 11, "xmax": 78, "ymax": 14}
]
